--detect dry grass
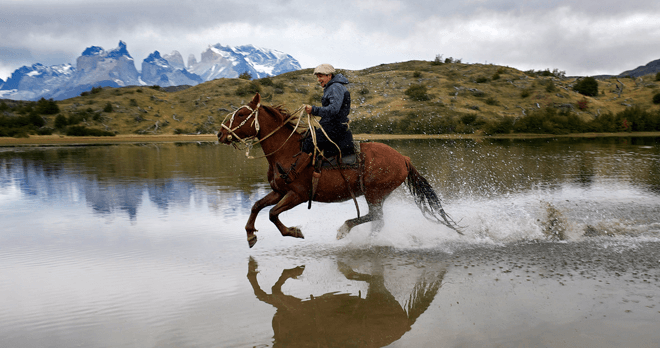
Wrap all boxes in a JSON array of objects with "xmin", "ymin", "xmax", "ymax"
[{"xmin": 8, "ymin": 60, "xmax": 660, "ymax": 138}]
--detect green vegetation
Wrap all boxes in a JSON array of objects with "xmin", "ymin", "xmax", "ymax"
[
  {"xmin": 573, "ymin": 77, "xmax": 598, "ymax": 97},
  {"xmin": 405, "ymin": 84, "xmax": 430, "ymax": 101},
  {"xmin": 351, "ymin": 106, "xmax": 660, "ymax": 135},
  {"xmin": 236, "ymin": 81, "xmax": 262, "ymax": 97},
  {"xmin": 3, "ymin": 59, "xmax": 660, "ymax": 139},
  {"xmin": 239, "ymin": 71, "xmax": 252, "ymax": 80},
  {"xmin": 653, "ymin": 92, "xmax": 660, "ymax": 105}
]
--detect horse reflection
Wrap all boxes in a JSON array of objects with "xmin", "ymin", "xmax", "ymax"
[{"xmin": 247, "ymin": 257, "xmax": 445, "ymax": 347}]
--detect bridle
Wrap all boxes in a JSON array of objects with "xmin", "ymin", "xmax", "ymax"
[
  {"xmin": 219, "ymin": 103, "xmax": 304, "ymax": 159},
  {"xmin": 220, "ymin": 103, "xmax": 261, "ymax": 146}
]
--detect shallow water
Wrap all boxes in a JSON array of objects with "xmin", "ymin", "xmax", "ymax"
[{"xmin": 1, "ymin": 137, "xmax": 659, "ymax": 347}]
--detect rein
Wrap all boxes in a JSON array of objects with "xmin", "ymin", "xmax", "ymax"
[{"xmin": 220, "ymin": 104, "xmax": 305, "ymax": 159}]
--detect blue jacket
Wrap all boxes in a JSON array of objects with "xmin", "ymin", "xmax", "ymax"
[{"xmin": 312, "ymin": 74, "xmax": 352, "ymax": 143}]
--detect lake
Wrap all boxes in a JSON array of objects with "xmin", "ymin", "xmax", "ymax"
[{"xmin": 1, "ymin": 137, "xmax": 659, "ymax": 347}]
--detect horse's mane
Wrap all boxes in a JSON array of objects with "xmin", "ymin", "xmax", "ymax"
[{"xmin": 262, "ymin": 104, "xmax": 308, "ymax": 134}]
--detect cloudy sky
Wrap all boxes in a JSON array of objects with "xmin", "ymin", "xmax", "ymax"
[{"xmin": 2, "ymin": 0, "xmax": 660, "ymax": 80}]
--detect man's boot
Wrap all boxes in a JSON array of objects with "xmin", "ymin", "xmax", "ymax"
[{"xmin": 276, "ymin": 152, "xmax": 312, "ymax": 184}]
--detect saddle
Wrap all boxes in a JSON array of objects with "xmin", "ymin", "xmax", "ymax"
[{"xmin": 316, "ymin": 141, "xmax": 362, "ymax": 171}]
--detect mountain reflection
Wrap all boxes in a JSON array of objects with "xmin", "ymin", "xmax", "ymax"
[
  {"xmin": 247, "ymin": 257, "xmax": 446, "ymax": 347},
  {"xmin": 0, "ymin": 145, "xmax": 266, "ymax": 220}
]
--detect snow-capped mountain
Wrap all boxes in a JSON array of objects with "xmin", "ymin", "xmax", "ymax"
[
  {"xmin": 188, "ymin": 44, "xmax": 301, "ymax": 80},
  {"xmin": 0, "ymin": 41, "xmax": 301, "ymax": 101},
  {"xmin": 141, "ymin": 51, "xmax": 202, "ymax": 87},
  {"xmin": 0, "ymin": 63, "xmax": 75, "ymax": 101}
]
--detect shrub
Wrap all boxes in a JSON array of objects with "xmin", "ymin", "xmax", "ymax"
[
  {"xmin": 0, "ymin": 101, "xmax": 9, "ymax": 112},
  {"xmin": 475, "ymin": 76, "xmax": 489, "ymax": 83},
  {"xmin": 485, "ymin": 97, "xmax": 499, "ymax": 106},
  {"xmin": 520, "ymin": 89, "xmax": 531, "ymax": 98},
  {"xmin": 405, "ymin": 84, "xmax": 430, "ymax": 101},
  {"xmin": 491, "ymin": 73, "xmax": 501, "ymax": 81},
  {"xmin": 656, "ymin": 72, "xmax": 660, "ymax": 82},
  {"xmin": 259, "ymin": 77, "xmax": 274, "ymax": 86},
  {"xmin": 65, "ymin": 125, "xmax": 114, "ymax": 136},
  {"xmin": 460, "ymin": 114, "xmax": 477, "ymax": 125},
  {"xmin": 239, "ymin": 71, "xmax": 252, "ymax": 80},
  {"xmin": 54, "ymin": 114, "xmax": 68, "ymax": 128},
  {"xmin": 573, "ymin": 76, "xmax": 598, "ymax": 96},
  {"xmin": 653, "ymin": 92, "xmax": 660, "ymax": 104},
  {"xmin": 35, "ymin": 98, "xmax": 60, "ymax": 115},
  {"xmin": 236, "ymin": 81, "xmax": 262, "ymax": 97},
  {"xmin": 577, "ymin": 98, "xmax": 589, "ymax": 110},
  {"xmin": 413, "ymin": 71, "xmax": 422, "ymax": 78},
  {"xmin": 431, "ymin": 54, "xmax": 444, "ymax": 66},
  {"xmin": 103, "ymin": 102, "xmax": 113, "ymax": 113}
]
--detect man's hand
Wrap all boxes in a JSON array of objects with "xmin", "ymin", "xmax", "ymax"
[{"xmin": 305, "ymin": 104, "xmax": 313, "ymax": 114}]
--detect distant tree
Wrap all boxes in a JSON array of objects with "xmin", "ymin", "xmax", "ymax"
[
  {"xmin": 431, "ymin": 54, "xmax": 444, "ymax": 66},
  {"xmin": 405, "ymin": 84, "xmax": 430, "ymax": 101},
  {"xmin": 573, "ymin": 77, "xmax": 598, "ymax": 97},
  {"xmin": 103, "ymin": 102, "xmax": 113, "ymax": 113},
  {"xmin": 0, "ymin": 101, "xmax": 9, "ymax": 112},
  {"xmin": 239, "ymin": 71, "xmax": 252, "ymax": 80},
  {"xmin": 35, "ymin": 98, "xmax": 60, "ymax": 115},
  {"xmin": 653, "ymin": 92, "xmax": 660, "ymax": 105},
  {"xmin": 54, "ymin": 114, "xmax": 68, "ymax": 129},
  {"xmin": 656, "ymin": 72, "xmax": 660, "ymax": 81}
]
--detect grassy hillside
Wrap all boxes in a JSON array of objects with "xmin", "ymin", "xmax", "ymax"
[{"xmin": 3, "ymin": 60, "xmax": 660, "ymax": 137}]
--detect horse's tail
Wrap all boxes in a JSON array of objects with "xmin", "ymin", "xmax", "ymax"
[{"xmin": 405, "ymin": 158, "xmax": 462, "ymax": 234}]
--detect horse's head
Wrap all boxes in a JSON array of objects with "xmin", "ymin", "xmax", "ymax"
[{"xmin": 217, "ymin": 93, "xmax": 262, "ymax": 144}]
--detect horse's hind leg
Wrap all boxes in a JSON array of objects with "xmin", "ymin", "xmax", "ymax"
[{"xmin": 337, "ymin": 201, "xmax": 384, "ymax": 239}]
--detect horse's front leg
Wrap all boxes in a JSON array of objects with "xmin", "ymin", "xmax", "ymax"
[
  {"xmin": 269, "ymin": 191, "xmax": 306, "ymax": 240},
  {"xmin": 246, "ymin": 191, "xmax": 283, "ymax": 248}
]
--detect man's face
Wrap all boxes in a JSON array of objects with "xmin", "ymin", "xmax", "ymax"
[{"xmin": 316, "ymin": 73, "xmax": 332, "ymax": 87}]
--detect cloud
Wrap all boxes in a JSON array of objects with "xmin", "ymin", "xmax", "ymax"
[{"xmin": 1, "ymin": 0, "xmax": 660, "ymax": 80}]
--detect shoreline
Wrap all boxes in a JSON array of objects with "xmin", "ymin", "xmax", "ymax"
[{"xmin": 1, "ymin": 132, "xmax": 659, "ymax": 146}]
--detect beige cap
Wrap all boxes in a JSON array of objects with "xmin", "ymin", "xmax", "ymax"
[{"xmin": 313, "ymin": 63, "xmax": 335, "ymax": 75}]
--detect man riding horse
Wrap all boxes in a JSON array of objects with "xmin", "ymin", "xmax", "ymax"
[{"xmin": 278, "ymin": 64, "xmax": 355, "ymax": 186}]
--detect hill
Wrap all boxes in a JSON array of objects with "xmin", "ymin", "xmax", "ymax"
[{"xmin": 2, "ymin": 60, "xmax": 660, "ymax": 137}]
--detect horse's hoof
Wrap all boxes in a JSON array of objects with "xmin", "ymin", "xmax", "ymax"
[
  {"xmin": 336, "ymin": 224, "xmax": 350, "ymax": 240},
  {"xmin": 247, "ymin": 234, "xmax": 257, "ymax": 248},
  {"xmin": 289, "ymin": 227, "xmax": 304, "ymax": 239}
]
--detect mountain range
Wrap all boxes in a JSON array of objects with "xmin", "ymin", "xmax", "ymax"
[{"xmin": 0, "ymin": 41, "xmax": 302, "ymax": 101}]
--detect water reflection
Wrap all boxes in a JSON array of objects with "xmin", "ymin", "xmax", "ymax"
[{"xmin": 248, "ymin": 256, "xmax": 445, "ymax": 347}]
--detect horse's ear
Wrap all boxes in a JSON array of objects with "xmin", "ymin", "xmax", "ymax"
[{"xmin": 250, "ymin": 93, "xmax": 261, "ymax": 107}]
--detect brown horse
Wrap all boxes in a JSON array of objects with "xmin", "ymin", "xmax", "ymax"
[{"xmin": 217, "ymin": 93, "xmax": 459, "ymax": 247}]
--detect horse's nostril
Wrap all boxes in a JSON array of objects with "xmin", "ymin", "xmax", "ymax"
[{"xmin": 227, "ymin": 135, "xmax": 233, "ymax": 141}]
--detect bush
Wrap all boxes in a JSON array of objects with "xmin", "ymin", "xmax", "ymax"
[
  {"xmin": 573, "ymin": 76, "xmax": 598, "ymax": 96},
  {"xmin": 259, "ymin": 77, "xmax": 274, "ymax": 86},
  {"xmin": 404, "ymin": 84, "xmax": 430, "ymax": 101},
  {"xmin": 236, "ymin": 81, "xmax": 262, "ymax": 97},
  {"xmin": 475, "ymin": 76, "xmax": 489, "ymax": 83},
  {"xmin": 65, "ymin": 126, "xmax": 114, "ymax": 136},
  {"xmin": 577, "ymin": 98, "xmax": 589, "ymax": 110},
  {"xmin": 35, "ymin": 98, "xmax": 60, "ymax": 115},
  {"xmin": 239, "ymin": 71, "xmax": 252, "ymax": 80},
  {"xmin": 431, "ymin": 54, "xmax": 444, "ymax": 66},
  {"xmin": 54, "ymin": 114, "xmax": 68, "ymax": 128},
  {"xmin": 653, "ymin": 92, "xmax": 660, "ymax": 105},
  {"xmin": 656, "ymin": 72, "xmax": 660, "ymax": 82},
  {"xmin": 103, "ymin": 102, "xmax": 113, "ymax": 113}
]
